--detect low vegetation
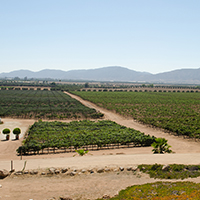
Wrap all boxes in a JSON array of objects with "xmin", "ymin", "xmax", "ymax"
[
  {"xmin": 0, "ymin": 90, "xmax": 103, "ymax": 119},
  {"xmin": 138, "ymin": 164, "xmax": 200, "ymax": 179},
  {"xmin": 17, "ymin": 120, "xmax": 156, "ymax": 155},
  {"xmin": 72, "ymin": 91, "xmax": 200, "ymax": 139},
  {"xmin": 151, "ymin": 138, "xmax": 173, "ymax": 154},
  {"xmin": 99, "ymin": 181, "xmax": 200, "ymax": 200}
]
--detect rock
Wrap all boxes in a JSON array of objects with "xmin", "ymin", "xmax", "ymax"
[
  {"xmin": 73, "ymin": 169, "xmax": 77, "ymax": 172},
  {"xmin": 70, "ymin": 171, "xmax": 77, "ymax": 176},
  {"xmin": 23, "ymin": 170, "xmax": 29, "ymax": 174},
  {"xmin": 102, "ymin": 194, "xmax": 110, "ymax": 199},
  {"xmin": 59, "ymin": 195, "xmax": 73, "ymax": 200},
  {"xmin": 126, "ymin": 166, "xmax": 132, "ymax": 171},
  {"xmin": 119, "ymin": 167, "xmax": 124, "ymax": 171},
  {"xmin": 0, "ymin": 169, "xmax": 9, "ymax": 178},
  {"xmin": 66, "ymin": 171, "xmax": 71, "ymax": 176},
  {"xmin": 171, "ymin": 190, "xmax": 179, "ymax": 195},
  {"xmin": 162, "ymin": 165, "xmax": 170, "ymax": 171},
  {"xmin": 49, "ymin": 167, "xmax": 56, "ymax": 174},
  {"xmin": 34, "ymin": 170, "xmax": 38, "ymax": 174},
  {"xmin": 0, "ymin": 184, "xmax": 2, "ymax": 188},
  {"xmin": 113, "ymin": 168, "xmax": 118, "ymax": 172},
  {"xmin": 81, "ymin": 169, "xmax": 86, "ymax": 173},
  {"xmin": 29, "ymin": 170, "xmax": 38, "ymax": 175},
  {"xmin": 61, "ymin": 168, "xmax": 68, "ymax": 173},
  {"xmin": 105, "ymin": 168, "xmax": 111, "ymax": 172},
  {"xmin": 14, "ymin": 171, "xmax": 23, "ymax": 175},
  {"xmin": 132, "ymin": 166, "xmax": 138, "ymax": 171},
  {"xmin": 97, "ymin": 168, "xmax": 104, "ymax": 173},
  {"xmin": 188, "ymin": 166, "xmax": 199, "ymax": 171},
  {"xmin": 88, "ymin": 169, "xmax": 94, "ymax": 174},
  {"xmin": 41, "ymin": 172, "xmax": 46, "ymax": 175},
  {"xmin": 55, "ymin": 170, "xmax": 60, "ymax": 174}
]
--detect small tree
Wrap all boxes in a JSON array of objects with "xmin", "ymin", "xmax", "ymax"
[
  {"xmin": 151, "ymin": 138, "xmax": 172, "ymax": 154},
  {"xmin": 2, "ymin": 128, "xmax": 10, "ymax": 140},
  {"xmin": 13, "ymin": 128, "xmax": 21, "ymax": 140}
]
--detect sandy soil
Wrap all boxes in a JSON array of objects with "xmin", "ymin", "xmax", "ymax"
[{"xmin": 0, "ymin": 92, "xmax": 200, "ymax": 200}]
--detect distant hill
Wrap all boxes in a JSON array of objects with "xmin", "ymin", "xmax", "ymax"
[{"xmin": 0, "ymin": 66, "xmax": 200, "ymax": 84}]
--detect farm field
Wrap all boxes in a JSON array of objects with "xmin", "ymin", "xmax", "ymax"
[
  {"xmin": 17, "ymin": 120, "xmax": 155, "ymax": 155},
  {"xmin": 1, "ymin": 90, "xmax": 200, "ymax": 200},
  {"xmin": 72, "ymin": 91, "xmax": 200, "ymax": 139},
  {"xmin": 0, "ymin": 90, "xmax": 102, "ymax": 119}
]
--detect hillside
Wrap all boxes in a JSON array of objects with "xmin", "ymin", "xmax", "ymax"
[{"xmin": 1, "ymin": 66, "xmax": 200, "ymax": 84}]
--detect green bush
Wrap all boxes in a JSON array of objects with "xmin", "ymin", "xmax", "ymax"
[
  {"xmin": 2, "ymin": 128, "xmax": 10, "ymax": 135},
  {"xmin": 13, "ymin": 128, "xmax": 21, "ymax": 135}
]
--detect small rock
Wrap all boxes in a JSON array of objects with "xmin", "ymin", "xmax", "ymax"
[
  {"xmin": 105, "ymin": 168, "xmax": 111, "ymax": 172},
  {"xmin": 0, "ymin": 184, "xmax": 2, "ymax": 188},
  {"xmin": 162, "ymin": 165, "xmax": 170, "ymax": 171},
  {"xmin": 73, "ymin": 169, "xmax": 77, "ymax": 172},
  {"xmin": 66, "ymin": 171, "xmax": 71, "ymax": 176},
  {"xmin": 49, "ymin": 167, "xmax": 56, "ymax": 174},
  {"xmin": 0, "ymin": 169, "xmax": 9, "ymax": 178},
  {"xmin": 14, "ymin": 171, "xmax": 23, "ymax": 175},
  {"xmin": 29, "ymin": 171, "xmax": 34, "ymax": 175},
  {"xmin": 188, "ymin": 166, "xmax": 199, "ymax": 171},
  {"xmin": 126, "ymin": 166, "xmax": 132, "ymax": 171},
  {"xmin": 102, "ymin": 194, "xmax": 110, "ymax": 199},
  {"xmin": 55, "ymin": 170, "xmax": 60, "ymax": 174},
  {"xmin": 41, "ymin": 172, "xmax": 46, "ymax": 175},
  {"xmin": 88, "ymin": 169, "xmax": 94, "ymax": 173},
  {"xmin": 59, "ymin": 195, "xmax": 73, "ymax": 200},
  {"xmin": 171, "ymin": 190, "xmax": 179, "ymax": 195},
  {"xmin": 113, "ymin": 169, "xmax": 118, "ymax": 172},
  {"xmin": 70, "ymin": 171, "xmax": 77, "ymax": 176},
  {"xmin": 33, "ymin": 170, "xmax": 38, "ymax": 175},
  {"xmin": 81, "ymin": 169, "xmax": 86, "ymax": 173},
  {"xmin": 61, "ymin": 168, "xmax": 68, "ymax": 173},
  {"xmin": 132, "ymin": 166, "xmax": 138, "ymax": 171},
  {"xmin": 23, "ymin": 170, "xmax": 29, "ymax": 174},
  {"xmin": 119, "ymin": 167, "xmax": 124, "ymax": 171},
  {"xmin": 97, "ymin": 168, "xmax": 104, "ymax": 173}
]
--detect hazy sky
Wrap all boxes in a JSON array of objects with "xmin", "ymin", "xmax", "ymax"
[{"xmin": 0, "ymin": 0, "xmax": 200, "ymax": 74}]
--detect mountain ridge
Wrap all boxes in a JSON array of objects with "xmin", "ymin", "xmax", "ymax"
[{"xmin": 0, "ymin": 66, "xmax": 200, "ymax": 84}]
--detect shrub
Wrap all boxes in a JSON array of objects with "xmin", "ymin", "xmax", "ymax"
[
  {"xmin": 13, "ymin": 128, "xmax": 21, "ymax": 135},
  {"xmin": 2, "ymin": 128, "xmax": 10, "ymax": 135}
]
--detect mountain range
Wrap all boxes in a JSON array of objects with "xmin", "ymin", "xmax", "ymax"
[{"xmin": 1, "ymin": 66, "xmax": 200, "ymax": 84}]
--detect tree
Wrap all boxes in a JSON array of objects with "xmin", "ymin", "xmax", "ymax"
[
  {"xmin": 2, "ymin": 128, "xmax": 10, "ymax": 140},
  {"xmin": 13, "ymin": 128, "xmax": 21, "ymax": 140},
  {"xmin": 151, "ymin": 138, "xmax": 172, "ymax": 154},
  {"xmin": 85, "ymin": 82, "xmax": 89, "ymax": 88}
]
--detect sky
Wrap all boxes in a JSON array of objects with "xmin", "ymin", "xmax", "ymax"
[{"xmin": 0, "ymin": 0, "xmax": 200, "ymax": 74}]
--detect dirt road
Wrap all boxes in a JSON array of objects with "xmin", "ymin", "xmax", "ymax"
[{"xmin": 65, "ymin": 92, "xmax": 200, "ymax": 154}]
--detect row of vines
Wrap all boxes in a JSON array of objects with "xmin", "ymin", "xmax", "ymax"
[
  {"xmin": 17, "ymin": 120, "xmax": 156, "ymax": 155},
  {"xmin": 0, "ymin": 90, "xmax": 103, "ymax": 119},
  {"xmin": 72, "ymin": 91, "xmax": 200, "ymax": 138}
]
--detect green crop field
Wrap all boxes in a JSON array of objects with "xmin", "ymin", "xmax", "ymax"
[
  {"xmin": 17, "ymin": 120, "xmax": 155, "ymax": 155},
  {"xmin": 72, "ymin": 91, "xmax": 200, "ymax": 138},
  {"xmin": 0, "ymin": 90, "xmax": 103, "ymax": 119}
]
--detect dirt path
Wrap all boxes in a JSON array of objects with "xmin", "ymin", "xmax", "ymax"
[{"xmin": 65, "ymin": 92, "xmax": 200, "ymax": 154}]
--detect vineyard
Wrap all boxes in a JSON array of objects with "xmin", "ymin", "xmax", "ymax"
[
  {"xmin": 0, "ymin": 90, "xmax": 103, "ymax": 119},
  {"xmin": 72, "ymin": 91, "xmax": 200, "ymax": 138},
  {"xmin": 17, "ymin": 120, "xmax": 156, "ymax": 155}
]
